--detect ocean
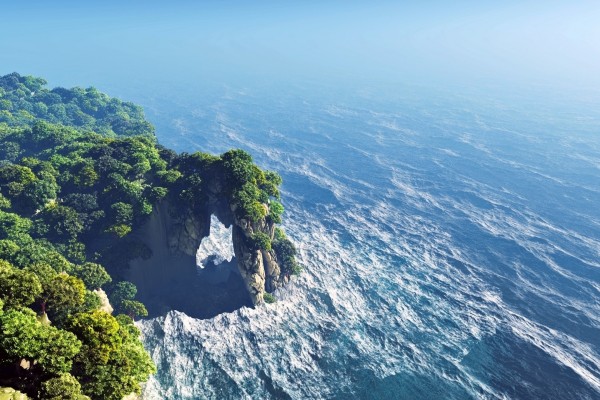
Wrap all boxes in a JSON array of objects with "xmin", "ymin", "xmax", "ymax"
[{"xmin": 128, "ymin": 80, "xmax": 600, "ymax": 399}]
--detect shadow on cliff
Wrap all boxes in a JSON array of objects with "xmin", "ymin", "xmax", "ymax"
[
  {"xmin": 122, "ymin": 201, "xmax": 254, "ymax": 319},
  {"xmin": 138, "ymin": 257, "xmax": 253, "ymax": 319}
]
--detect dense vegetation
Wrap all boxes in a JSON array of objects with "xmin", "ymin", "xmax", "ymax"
[
  {"xmin": 0, "ymin": 73, "xmax": 154, "ymax": 137},
  {"xmin": 0, "ymin": 73, "xmax": 298, "ymax": 399}
]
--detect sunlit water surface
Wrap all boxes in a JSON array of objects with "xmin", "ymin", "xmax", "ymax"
[{"xmin": 128, "ymin": 82, "xmax": 600, "ymax": 399}]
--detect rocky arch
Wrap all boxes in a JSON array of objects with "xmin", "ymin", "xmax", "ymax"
[{"xmin": 123, "ymin": 187, "xmax": 287, "ymax": 318}]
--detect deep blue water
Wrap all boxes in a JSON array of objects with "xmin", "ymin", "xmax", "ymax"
[{"xmin": 131, "ymin": 81, "xmax": 600, "ymax": 399}]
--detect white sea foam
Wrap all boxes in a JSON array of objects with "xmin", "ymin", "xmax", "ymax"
[
  {"xmin": 196, "ymin": 215, "xmax": 234, "ymax": 268},
  {"xmin": 138, "ymin": 88, "xmax": 600, "ymax": 399}
]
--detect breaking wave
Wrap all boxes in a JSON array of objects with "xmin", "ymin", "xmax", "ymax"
[{"xmin": 137, "ymin": 84, "xmax": 600, "ymax": 399}]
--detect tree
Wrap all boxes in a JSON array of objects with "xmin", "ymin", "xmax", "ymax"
[
  {"xmin": 263, "ymin": 292, "xmax": 276, "ymax": 304},
  {"xmin": 109, "ymin": 202, "xmax": 133, "ymax": 224},
  {"xmin": 268, "ymin": 200, "xmax": 284, "ymax": 223},
  {"xmin": 0, "ymin": 210, "xmax": 32, "ymax": 240},
  {"xmin": 251, "ymin": 232, "xmax": 272, "ymax": 251},
  {"xmin": 74, "ymin": 163, "xmax": 98, "ymax": 187},
  {"xmin": 107, "ymin": 281, "xmax": 137, "ymax": 311},
  {"xmin": 0, "ymin": 239, "xmax": 20, "ymax": 263},
  {"xmin": 40, "ymin": 373, "xmax": 91, "ymax": 400},
  {"xmin": 67, "ymin": 310, "xmax": 120, "ymax": 364},
  {"xmin": 233, "ymin": 182, "xmax": 267, "ymax": 222},
  {"xmin": 0, "ymin": 259, "xmax": 42, "ymax": 308},
  {"xmin": 0, "ymin": 308, "xmax": 81, "ymax": 376},
  {"xmin": 42, "ymin": 205, "xmax": 83, "ymax": 240},
  {"xmin": 22, "ymin": 178, "xmax": 59, "ymax": 210},
  {"xmin": 105, "ymin": 224, "xmax": 131, "ymax": 238},
  {"xmin": 221, "ymin": 149, "xmax": 254, "ymax": 186},
  {"xmin": 0, "ymin": 73, "xmax": 166, "ymax": 398},
  {"xmin": 0, "ymin": 165, "xmax": 36, "ymax": 196},
  {"xmin": 79, "ymin": 290, "xmax": 101, "ymax": 313},
  {"xmin": 119, "ymin": 300, "xmax": 148, "ymax": 320},
  {"xmin": 70, "ymin": 313, "xmax": 155, "ymax": 400},
  {"xmin": 43, "ymin": 273, "xmax": 86, "ymax": 321},
  {"xmin": 0, "ymin": 194, "xmax": 12, "ymax": 210},
  {"xmin": 72, "ymin": 262, "xmax": 111, "ymax": 290},
  {"xmin": 273, "ymin": 235, "xmax": 301, "ymax": 276}
]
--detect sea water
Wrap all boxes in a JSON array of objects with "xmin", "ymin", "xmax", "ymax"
[{"xmin": 134, "ymin": 81, "xmax": 600, "ymax": 399}]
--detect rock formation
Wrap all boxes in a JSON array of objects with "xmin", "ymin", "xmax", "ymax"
[{"xmin": 123, "ymin": 179, "xmax": 288, "ymax": 317}]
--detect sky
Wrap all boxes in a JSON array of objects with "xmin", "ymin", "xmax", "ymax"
[{"xmin": 1, "ymin": 1, "xmax": 600, "ymax": 92}]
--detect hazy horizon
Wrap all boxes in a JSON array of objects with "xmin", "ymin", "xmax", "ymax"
[{"xmin": 2, "ymin": 1, "xmax": 600, "ymax": 96}]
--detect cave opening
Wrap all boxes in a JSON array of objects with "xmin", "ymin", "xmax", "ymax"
[{"xmin": 126, "ymin": 209, "xmax": 253, "ymax": 319}]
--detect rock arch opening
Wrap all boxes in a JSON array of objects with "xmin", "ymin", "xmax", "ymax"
[{"xmin": 125, "ymin": 202, "xmax": 252, "ymax": 319}]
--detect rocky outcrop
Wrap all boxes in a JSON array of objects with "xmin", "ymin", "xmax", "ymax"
[
  {"xmin": 231, "ymin": 210, "xmax": 285, "ymax": 304},
  {"xmin": 124, "ymin": 183, "xmax": 286, "ymax": 317},
  {"xmin": 94, "ymin": 288, "xmax": 113, "ymax": 314}
]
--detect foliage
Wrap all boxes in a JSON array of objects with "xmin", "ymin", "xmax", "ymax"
[
  {"xmin": 67, "ymin": 310, "xmax": 120, "ymax": 364},
  {"xmin": 68, "ymin": 311, "xmax": 155, "ymax": 400},
  {"xmin": 268, "ymin": 200, "xmax": 284, "ymax": 224},
  {"xmin": 71, "ymin": 263, "xmax": 111, "ymax": 290},
  {"xmin": 107, "ymin": 281, "xmax": 136, "ymax": 309},
  {"xmin": 0, "ymin": 73, "xmax": 154, "ymax": 137},
  {"xmin": 42, "ymin": 273, "xmax": 86, "ymax": 322},
  {"xmin": 251, "ymin": 232, "xmax": 272, "ymax": 251},
  {"xmin": 0, "ymin": 73, "xmax": 296, "ymax": 399},
  {"xmin": 119, "ymin": 299, "xmax": 148, "ymax": 319},
  {"xmin": 40, "ymin": 373, "xmax": 90, "ymax": 400},
  {"xmin": 263, "ymin": 292, "xmax": 277, "ymax": 304},
  {"xmin": 0, "ymin": 308, "xmax": 81, "ymax": 376},
  {"xmin": 219, "ymin": 149, "xmax": 283, "ymax": 222},
  {"xmin": 272, "ymin": 228, "xmax": 302, "ymax": 276},
  {"xmin": 0, "ymin": 260, "xmax": 42, "ymax": 308}
]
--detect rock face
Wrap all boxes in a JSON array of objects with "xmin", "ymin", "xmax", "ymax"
[
  {"xmin": 94, "ymin": 288, "xmax": 113, "ymax": 314},
  {"xmin": 124, "ymin": 182, "xmax": 286, "ymax": 317},
  {"xmin": 232, "ymin": 211, "xmax": 285, "ymax": 304}
]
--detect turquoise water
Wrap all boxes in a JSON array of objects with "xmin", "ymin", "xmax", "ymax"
[{"xmin": 134, "ymin": 82, "xmax": 600, "ymax": 399}]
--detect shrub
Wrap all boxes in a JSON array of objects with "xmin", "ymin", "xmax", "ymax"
[
  {"xmin": 263, "ymin": 292, "xmax": 276, "ymax": 304},
  {"xmin": 251, "ymin": 232, "xmax": 271, "ymax": 251}
]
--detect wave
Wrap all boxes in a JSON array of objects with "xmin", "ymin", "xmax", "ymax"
[{"xmin": 138, "ymin": 87, "xmax": 600, "ymax": 399}]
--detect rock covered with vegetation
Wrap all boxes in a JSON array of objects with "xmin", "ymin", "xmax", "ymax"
[{"xmin": 0, "ymin": 73, "xmax": 298, "ymax": 399}]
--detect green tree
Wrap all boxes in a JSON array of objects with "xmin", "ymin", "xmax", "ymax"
[
  {"xmin": 22, "ymin": 178, "xmax": 59, "ymax": 210},
  {"xmin": 273, "ymin": 235, "xmax": 301, "ymax": 276},
  {"xmin": 251, "ymin": 232, "xmax": 272, "ymax": 251},
  {"xmin": 40, "ymin": 373, "xmax": 91, "ymax": 400},
  {"xmin": 43, "ymin": 273, "xmax": 86, "ymax": 321},
  {"xmin": 119, "ymin": 300, "xmax": 148, "ymax": 320},
  {"xmin": 71, "ymin": 314, "xmax": 155, "ymax": 400},
  {"xmin": 107, "ymin": 281, "xmax": 137, "ymax": 310},
  {"xmin": 104, "ymin": 224, "xmax": 131, "ymax": 238},
  {"xmin": 0, "ymin": 193, "xmax": 12, "ymax": 209},
  {"xmin": 72, "ymin": 262, "xmax": 111, "ymax": 290},
  {"xmin": 0, "ymin": 165, "xmax": 36, "ymax": 196},
  {"xmin": 0, "ymin": 239, "xmax": 20, "ymax": 263},
  {"xmin": 74, "ymin": 163, "xmax": 98, "ymax": 187},
  {"xmin": 68, "ymin": 310, "xmax": 120, "ymax": 364},
  {"xmin": 263, "ymin": 292, "xmax": 276, "ymax": 304},
  {"xmin": 268, "ymin": 200, "xmax": 284, "ymax": 224},
  {"xmin": 109, "ymin": 202, "xmax": 133, "ymax": 224},
  {"xmin": 0, "ymin": 308, "xmax": 81, "ymax": 376},
  {"xmin": 0, "ymin": 260, "xmax": 42, "ymax": 308},
  {"xmin": 0, "ymin": 210, "xmax": 31, "ymax": 240},
  {"xmin": 79, "ymin": 290, "xmax": 101, "ymax": 313},
  {"xmin": 42, "ymin": 205, "xmax": 83, "ymax": 240},
  {"xmin": 221, "ymin": 149, "xmax": 254, "ymax": 185}
]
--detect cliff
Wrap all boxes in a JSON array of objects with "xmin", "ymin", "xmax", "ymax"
[
  {"xmin": 124, "ymin": 178, "xmax": 289, "ymax": 318},
  {"xmin": 0, "ymin": 73, "xmax": 298, "ymax": 399}
]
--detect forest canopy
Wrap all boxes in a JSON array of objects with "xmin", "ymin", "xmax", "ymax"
[{"xmin": 0, "ymin": 73, "xmax": 297, "ymax": 399}]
